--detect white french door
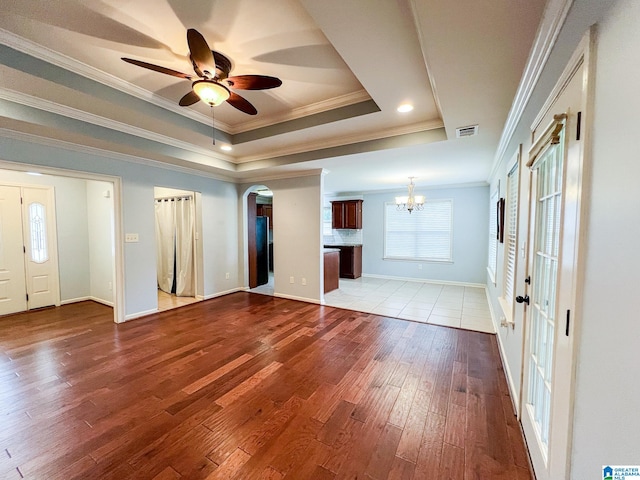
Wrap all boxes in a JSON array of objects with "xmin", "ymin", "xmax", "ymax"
[
  {"xmin": 520, "ymin": 35, "xmax": 591, "ymax": 478},
  {"xmin": 0, "ymin": 184, "xmax": 59, "ymax": 316},
  {"xmin": 522, "ymin": 124, "xmax": 565, "ymax": 473}
]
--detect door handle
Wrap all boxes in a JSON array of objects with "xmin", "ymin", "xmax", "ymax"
[{"xmin": 516, "ymin": 295, "xmax": 530, "ymax": 305}]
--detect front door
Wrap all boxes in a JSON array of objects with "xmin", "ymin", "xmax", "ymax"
[
  {"xmin": 0, "ymin": 184, "xmax": 59, "ymax": 316},
  {"xmin": 21, "ymin": 186, "xmax": 60, "ymax": 310}
]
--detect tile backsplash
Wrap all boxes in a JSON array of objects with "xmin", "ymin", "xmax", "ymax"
[{"xmin": 323, "ymin": 229, "xmax": 363, "ymax": 245}]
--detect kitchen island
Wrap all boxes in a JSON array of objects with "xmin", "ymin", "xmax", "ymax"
[
  {"xmin": 324, "ymin": 244, "xmax": 362, "ymax": 279},
  {"xmin": 323, "ymin": 248, "xmax": 340, "ymax": 293}
]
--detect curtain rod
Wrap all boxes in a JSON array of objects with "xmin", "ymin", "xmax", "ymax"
[{"xmin": 155, "ymin": 195, "xmax": 193, "ymax": 202}]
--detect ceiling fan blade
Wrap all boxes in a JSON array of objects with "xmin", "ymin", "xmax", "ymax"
[
  {"xmin": 187, "ymin": 28, "xmax": 216, "ymax": 77},
  {"xmin": 226, "ymin": 75, "xmax": 282, "ymax": 90},
  {"xmin": 226, "ymin": 91, "xmax": 258, "ymax": 115},
  {"xmin": 178, "ymin": 90, "xmax": 200, "ymax": 106},
  {"xmin": 121, "ymin": 58, "xmax": 191, "ymax": 79}
]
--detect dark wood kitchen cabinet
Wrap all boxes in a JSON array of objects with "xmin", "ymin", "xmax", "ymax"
[
  {"xmin": 338, "ymin": 245, "xmax": 362, "ymax": 279},
  {"xmin": 256, "ymin": 204, "xmax": 273, "ymax": 229},
  {"xmin": 323, "ymin": 249, "xmax": 340, "ymax": 293},
  {"xmin": 331, "ymin": 200, "xmax": 363, "ymax": 229}
]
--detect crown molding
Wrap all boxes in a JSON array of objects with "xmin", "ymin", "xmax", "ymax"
[
  {"xmin": 238, "ymin": 168, "xmax": 325, "ymax": 185},
  {"xmin": 332, "ymin": 181, "xmax": 489, "ymax": 196},
  {"xmin": 0, "ymin": 28, "xmax": 231, "ymax": 130},
  {"xmin": 225, "ymin": 90, "xmax": 372, "ymax": 135},
  {"xmin": 1, "ymin": 29, "xmax": 376, "ymax": 139},
  {"xmin": 236, "ymin": 118, "xmax": 445, "ymax": 164},
  {"xmin": 407, "ymin": 0, "xmax": 445, "ymax": 122},
  {"xmin": 490, "ymin": 0, "xmax": 574, "ymax": 179},
  {"xmin": 0, "ymin": 88, "xmax": 236, "ymax": 168},
  {"xmin": 0, "ymin": 128, "xmax": 238, "ymax": 183}
]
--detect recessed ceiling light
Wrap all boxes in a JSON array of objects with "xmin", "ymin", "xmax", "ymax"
[
  {"xmin": 220, "ymin": 145, "xmax": 232, "ymax": 151},
  {"xmin": 26, "ymin": 172, "xmax": 43, "ymax": 176},
  {"xmin": 397, "ymin": 103, "xmax": 414, "ymax": 113}
]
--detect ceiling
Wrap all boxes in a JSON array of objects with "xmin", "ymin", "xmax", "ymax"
[{"xmin": 0, "ymin": 0, "xmax": 545, "ymax": 194}]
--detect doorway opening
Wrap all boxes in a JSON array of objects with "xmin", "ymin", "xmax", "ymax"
[
  {"xmin": 154, "ymin": 187, "xmax": 203, "ymax": 312},
  {"xmin": 0, "ymin": 164, "xmax": 121, "ymax": 323},
  {"xmin": 245, "ymin": 185, "xmax": 274, "ymax": 296}
]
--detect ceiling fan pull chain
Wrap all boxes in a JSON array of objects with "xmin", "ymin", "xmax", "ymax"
[{"xmin": 211, "ymin": 106, "xmax": 216, "ymax": 146}]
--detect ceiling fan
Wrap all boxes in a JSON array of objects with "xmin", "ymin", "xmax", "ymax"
[{"xmin": 122, "ymin": 29, "xmax": 282, "ymax": 115}]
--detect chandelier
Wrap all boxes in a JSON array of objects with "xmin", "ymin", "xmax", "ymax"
[{"xmin": 396, "ymin": 177, "xmax": 425, "ymax": 213}]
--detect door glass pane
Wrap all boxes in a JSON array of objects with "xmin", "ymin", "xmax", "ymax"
[
  {"xmin": 29, "ymin": 202, "xmax": 48, "ymax": 263},
  {"xmin": 527, "ymin": 131, "xmax": 564, "ymax": 455}
]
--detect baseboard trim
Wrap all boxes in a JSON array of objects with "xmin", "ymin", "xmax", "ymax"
[
  {"xmin": 273, "ymin": 293, "xmax": 322, "ymax": 305},
  {"xmin": 203, "ymin": 287, "xmax": 246, "ymax": 300},
  {"xmin": 361, "ymin": 273, "xmax": 485, "ymax": 288},
  {"xmin": 61, "ymin": 296, "xmax": 114, "ymax": 307},
  {"xmin": 124, "ymin": 308, "xmax": 158, "ymax": 322},
  {"xmin": 60, "ymin": 296, "xmax": 91, "ymax": 305},
  {"xmin": 495, "ymin": 324, "xmax": 521, "ymax": 417}
]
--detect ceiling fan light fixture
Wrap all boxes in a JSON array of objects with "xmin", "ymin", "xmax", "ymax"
[{"xmin": 192, "ymin": 80, "xmax": 230, "ymax": 106}]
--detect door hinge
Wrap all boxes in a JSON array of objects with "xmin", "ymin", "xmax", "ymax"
[
  {"xmin": 26, "ymin": 293, "xmax": 29, "ymax": 302},
  {"xmin": 576, "ymin": 112, "xmax": 582, "ymax": 141},
  {"xmin": 565, "ymin": 310, "xmax": 571, "ymax": 336}
]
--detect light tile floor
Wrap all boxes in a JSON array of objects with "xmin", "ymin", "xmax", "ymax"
[{"xmin": 323, "ymin": 277, "xmax": 495, "ymax": 334}]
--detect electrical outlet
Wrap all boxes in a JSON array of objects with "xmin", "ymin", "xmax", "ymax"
[
  {"xmin": 302, "ymin": 277, "xmax": 306, "ymax": 286},
  {"xmin": 225, "ymin": 272, "xmax": 230, "ymax": 280},
  {"xmin": 418, "ymin": 264, "xmax": 423, "ymax": 270},
  {"xmin": 289, "ymin": 276, "xmax": 294, "ymax": 284},
  {"xmin": 125, "ymin": 233, "xmax": 139, "ymax": 243},
  {"xmin": 108, "ymin": 281, "xmax": 112, "ymax": 291}
]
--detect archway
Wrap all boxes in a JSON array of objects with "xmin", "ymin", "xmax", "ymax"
[{"xmin": 243, "ymin": 184, "xmax": 274, "ymax": 296}]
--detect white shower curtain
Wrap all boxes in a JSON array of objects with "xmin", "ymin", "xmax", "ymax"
[{"xmin": 155, "ymin": 197, "xmax": 195, "ymax": 296}]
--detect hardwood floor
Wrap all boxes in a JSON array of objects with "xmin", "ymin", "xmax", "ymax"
[{"xmin": 0, "ymin": 293, "xmax": 531, "ymax": 479}]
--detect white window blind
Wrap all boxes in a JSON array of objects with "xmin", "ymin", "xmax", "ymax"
[
  {"xmin": 503, "ymin": 163, "xmax": 519, "ymax": 305},
  {"xmin": 488, "ymin": 187, "xmax": 498, "ymax": 281},
  {"xmin": 384, "ymin": 199, "xmax": 452, "ymax": 261}
]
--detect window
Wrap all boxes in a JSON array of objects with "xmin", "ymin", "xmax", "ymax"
[
  {"xmin": 488, "ymin": 186, "xmax": 498, "ymax": 282},
  {"xmin": 322, "ymin": 206, "xmax": 332, "ymax": 236},
  {"xmin": 29, "ymin": 202, "xmax": 48, "ymax": 263},
  {"xmin": 384, "ymin": 199, "xmax": 452, "ymax": 262},
  {"xmin": 503, "ymin": 162, "xmax": 519, "ymax": 306}
]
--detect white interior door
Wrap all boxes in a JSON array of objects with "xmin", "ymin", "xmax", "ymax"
[
  {"xmin": 21, "ymin": 186, "xmax": 60, "ymax": 310},
  {"xmin": 0, "ymin": 186, "xmax": 27, "ymax": 316}
]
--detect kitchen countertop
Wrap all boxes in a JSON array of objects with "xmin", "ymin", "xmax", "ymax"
[{"xmin": 323, "ymin": 244, "xmax": 363, "ymax": 247}]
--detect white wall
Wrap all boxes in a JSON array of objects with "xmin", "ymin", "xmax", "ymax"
[
  {"xmin": 86, "ymin": 180, "xmax": 114, "ymax": 305},
  {"xmin": 0, "ymin": 138, "xmax": 240, "ymax": 319},
  {"xmin": 361, "ymin": 185, "xmax": 489, "ymax": 284},
  {"xmin": 571, "ymin": 0, "xmax": 640, "ymax": 476},
  {"xmin": 0, "ymin": 169, "xmax": 91, "ymax": 302},
  {"xmin": 241, "ymin": 174, "xmax": 323, "ymax": 303},
  {"xmin": 484, "ymin": 0, "xmax": 637, "ymax": 477}
]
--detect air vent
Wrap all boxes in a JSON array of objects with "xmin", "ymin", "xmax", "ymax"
[{"xmin": 456, "ymin": 125, "xmax": 479, "ymax": 138}]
